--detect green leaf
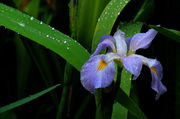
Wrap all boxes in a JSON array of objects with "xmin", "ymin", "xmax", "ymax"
[
  {"xmin": 92, "ymin": 0, "xmax": 131, "ymax": 52},
  {"xmin": 15, "ymin": 35, "xmax": 31, "ymax": 99},
  {"xmin": 113, "ymin": 89, "xmax": 148, "ymax": 119},
  {"xmin": 133, "ymin": 0, "xmax": 154, "ymax": 22},
  {"xmin": 0, "ymin": 84, "xmax": 60, "ymax": 113},
  {"xmin": 12, "ymin": 0, "xmax": 22, "ymax": 8},
  {"xmin": 56, "ymin": 63, "xmax": 72, "ymax": 119},
  {"xmin": 150, "ymin": 25, "xmax": 180, "ymax": 43},
  {"xmin": 0, "ymin": 3, "xmax": 90, "ymax": 71},
  {"xmin": 76, "ymin": 0, "xmax": 110, "ymax": 50},
  {"xmin": 118, "ymin": 21, "xmax": 143, "ymax": 37},
  {"xmin": 111, "ymin": 21, "xmax": 143, "ymax": 119},
  {"xmin": 24, "ymin": 0, "xmax": 40, "ymax": 17}
]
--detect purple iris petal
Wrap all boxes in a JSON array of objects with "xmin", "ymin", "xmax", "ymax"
[
  {"xmin": 129, "ymin": 29, "xmax": 158, "ymax": 52},
  {"xmin": 121, "ymin": 54, "xmax": 142, "ymax": 80},
  {"xmin": 92, "ymin": 39, "xmax": 116, "ymax": 56},
  {"xmin": 113, "ymin": 30, "xmax": 127, "ymax": 56},
  {"xmin": 125, "ymin": 37, "xmax": 132, "ymax": 51},
  {"xmin": 144, "ymin": 58, "xmax": 167, "ymax": 100},
  {"xmin": 99, "ymin": 35, "xmax": 114, "ymax": 42},
  {"xmin": 80, "ymin": 54, "xmax": 115, "ymax": 93}
]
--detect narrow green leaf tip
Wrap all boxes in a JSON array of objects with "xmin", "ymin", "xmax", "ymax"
[{"xmin": 0, "ymin": 84, "xmax": 60, "ymax": 113}]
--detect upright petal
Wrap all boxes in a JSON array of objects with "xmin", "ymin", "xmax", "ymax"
[
  {"xmin": 113, "ymin": 30, "xmax": 127, "ymax": 56},
  {"xmin": 99, "ymin": 35, "xmax": 114, "ymax": 42},
  {"xmin": 80, "ymin": 54, "xmax": 116, "ymax": 93},
  {"xmin": 121, "ymin": 54, "xmax": 143, "ymax": 80},
  {"xmin": 125, "ymin": 37, "xmax": 132, "ymax": 51},
  {"xmin": 129, "ymin": 29, "xmax": 158, "ymax": 52},
  {"xmin": 92, "ymin": 37, "xmax": 116, "ymax": 56},
  {"xmin": 143, "ymin": 58, "xmax": 167, "ymax": 99}
]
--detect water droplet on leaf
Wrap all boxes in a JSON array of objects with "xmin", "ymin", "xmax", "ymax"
[{"xmin": 30, "ymin": 17, "xmax": 34, "ymax": 20}]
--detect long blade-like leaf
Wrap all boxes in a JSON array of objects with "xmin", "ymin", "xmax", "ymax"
[
  {"xmin": 76, "ymin": 0, "xmax": 110, "ymax": 50},
  {"xmin": 150, "ymin": 25, "xmax": 180, "ymax": 43},
  {"xmin": 92, "ymin": 0, "xmax": 131, "ymax": 51},
  {"xmin": 0, "ymin": 84, "xmax": 60, "ymax": 113},
  {"xmin": 133, "ymin": 0, "xmax": 154, "ymax": 22},
  {"xmin": 0, "ymin": 3, "xmax": 90, "ymax": 71},
  {"xmin": 114, "ymin": 89, "xmax": 148, "ymax": 119}
]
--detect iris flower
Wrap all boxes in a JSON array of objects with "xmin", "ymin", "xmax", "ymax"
[{"xmin": 80, "ymin": 29, "xmax": 167, "ymax": 99}]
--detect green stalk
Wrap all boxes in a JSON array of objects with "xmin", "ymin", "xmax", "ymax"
[
  {"xmin": 56, "ymin": 63, "xmax": 72, "ymax": 119},
  {"xmin": 14, "ymin": 35, "xmax": 31, "ymax": 99}
]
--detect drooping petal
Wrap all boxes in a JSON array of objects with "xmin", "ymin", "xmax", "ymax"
[
  {"xmin": 80, "ymin": 54, "xmax": 116, "ymax": 93},
  {"xmin": 113, "ymin": 30, "xmax": 127, "ymax": 56},
  {"xmin": 121, "ymin": 54, "xmax": 143, "ymax": 80},
  {"xmin": 92, "ymin": 36, "xmax": 116, "ymax": 56},
  {"xmin": 129, "ymin": 29, "xmax": 158, "ymax": 52},
  {"xmin": 143, "ymin": 58, "xmax": 167, "ymax": 99}
]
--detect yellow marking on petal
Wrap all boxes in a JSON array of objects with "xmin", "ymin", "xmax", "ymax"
[
  {"xmin": 151, "ymin": 67, "xmax": 157, "ymax": 75},
  {"xmin": 97, "ymin": 60, "xmax": 107, "ymax": 70}
]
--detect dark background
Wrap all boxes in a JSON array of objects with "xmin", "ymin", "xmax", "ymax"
[{"xmin": 0, "ymin": 0, "xmax": 180, "ymax": 119}]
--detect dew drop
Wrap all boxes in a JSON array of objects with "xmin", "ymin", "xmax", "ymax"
[
  {"xmin": 30, "ymin": 17, "xmax": 34, "ymax": 20},
  {"xmin": 52, "ymin": 27, "xmax": 54, "ymax": 30},
  {"xmin": 64, "ymin": 40, "xmax": 67, "ymax": 44},
  {"xmin": 40, "ymin": 21, "xmax": 43, "ymax": 24},
  {"xmin": 46, "ymin": 35, "xmax": 49, "ymax": 37},
  {"xmin": 67, "ymin": 47, "xmax": 69, "ymax": 50},
  {"xmin": 18, "ymin": 22, "xmax": 25, "ymax": 27},
  {"xmin": 98, "ymin": 18, "xmax": 100, "ymax": 22}
]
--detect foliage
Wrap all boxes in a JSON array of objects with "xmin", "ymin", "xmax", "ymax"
[{"xmin": 0, "ymin": 0, "xmax": 179, "ymax": 119}]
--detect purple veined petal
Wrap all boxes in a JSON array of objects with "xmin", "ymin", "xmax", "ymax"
[
  {"xmin": 80, "ymin": 54, "xmax": 116, "ymax": 94},
  {"xmin": 142, "ymin": 58, "xmax": 167, "ymax": 100},
  {"xmin": 121, "ymin": 54, "xmax": 143, "ymax": 80},
  {"xmin": 91, "ymin": 38, "xmax": 116, "ymax": 56},
  {"xmin": 129, "ymin": 29, "xmax": 158, "ymax": 52},
  {"xmin": 113, "ymin": 30, "xmax": 127, "ymax": 56}
]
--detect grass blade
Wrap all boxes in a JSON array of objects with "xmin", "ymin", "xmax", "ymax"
[
  {"xmin": 150, "ymin": 25, "xmax": 180, "ymax": 43},
  {"xmin": 0, "ymin": 84, "xmax": 60, "ymax": 113},
  {"xmin": 92, "ymin": 0, "xmax": 131, "ymax": 51},
  {"xmin": 15, "ymin": 35, "xmax": 31, "ymax": 99},
  {"xmin": 76, "ymin": 0, "xmax": 110, "ymax": 50},
  {"xmin": 114, "ymin": 88, "xmax": 148, "ymax": 119},
  {"xmin": 0, "ymin": 3, "xmax": 90, "ymax": 71},
  {"xmin": 133, "ymin": 0, "xmax": 154, "ymax": 22},
  {"xmin": 56, "ymin": 63, "xmax": 72, "ymax": 119}
]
